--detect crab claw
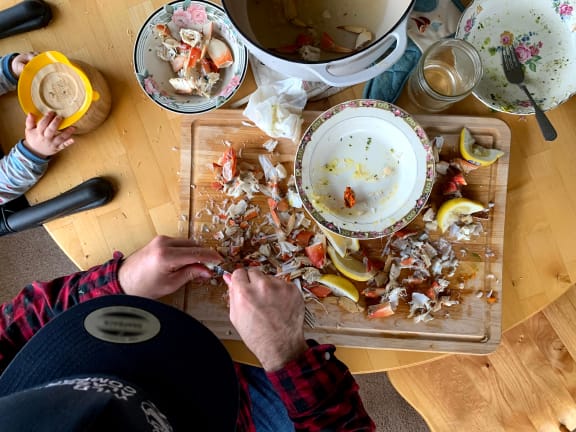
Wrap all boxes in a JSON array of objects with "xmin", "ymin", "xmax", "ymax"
[
  {"xmin": 320, "ymin": 32, "xmax": 353, "ymax": 53},
  {"xmin": 154, "ymin": 24, "xmax": 173, "ymax": 39},
  {"xmin": 207, "ymin": 38, "xmax": 234, "ymax": 68}
]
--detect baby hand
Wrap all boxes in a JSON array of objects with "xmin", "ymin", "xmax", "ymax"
[
  {"xmin": 24, "ymin": 112, "xmax": 75, "ymax": 159},
  {"xmin": 11, "ymin": 52, "xmax": 36, "ymax": 78}
]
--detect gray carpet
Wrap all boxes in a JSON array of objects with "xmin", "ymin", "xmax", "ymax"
[{"xmin": 0, "ymin": 226, "xmax": 430, "ymax": 431}]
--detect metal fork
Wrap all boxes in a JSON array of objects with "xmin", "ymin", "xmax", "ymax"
[
  {"xmin": 501, "ymin": 45, "xmax": 557, "ymax": 141},
  {"xmin": 304, "ymin": 305, "xmax": 316, "ymax": 328}
]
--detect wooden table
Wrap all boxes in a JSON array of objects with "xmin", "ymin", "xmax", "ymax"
[{"xmin": 1, "ymin": 0, "xmax": 575, "ymax": 373}]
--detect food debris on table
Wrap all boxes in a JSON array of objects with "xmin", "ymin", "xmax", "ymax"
[
  {"xmin": 193, "ymin": 126, "xmax": 504, "ymax": 324},
  {"xmin": 363, "ymin": 230, "xmax": 463, "ymax": 322}
]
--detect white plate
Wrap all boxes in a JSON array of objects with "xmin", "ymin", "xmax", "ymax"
[
  {"xmin": 295, "ymin": 100, "xmax": 435, "ymax": 239},
  {"xmin": 133, "ymin": 0, "xmax": 248, "ymax": 114},
  {"xmin": 456, "ymin": 0, "xmax": 576, "ymax": 114}
]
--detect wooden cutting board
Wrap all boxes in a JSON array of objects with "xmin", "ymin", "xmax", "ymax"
[{"xmin": 178, "ymin": 109, "xmax": 510, "ymax": 355}]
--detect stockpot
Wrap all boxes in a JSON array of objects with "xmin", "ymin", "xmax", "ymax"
[{"xmin": 222, "ymin": 0, "xmax": 416, "ymax": 86}]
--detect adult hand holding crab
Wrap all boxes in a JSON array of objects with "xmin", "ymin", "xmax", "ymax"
[{"xmin": 225, "ymin": 268, "xmax": 308, "ymax": 371}]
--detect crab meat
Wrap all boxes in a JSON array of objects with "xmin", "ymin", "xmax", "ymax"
[
  {"xmin": 320, "ymin": 32, "xmax": 353, "ymax": 53},
  {"xmin": 282, "ymin": 0, "xmax": 309, "ymax": 27},
  {"xmin": 305, "ymin": 242, "xmax": 326, "ymax": 268},
  {"xmin": 367, "ymin": 302, "xmax": 395, "ymax": 319},
  {"xmin": 169, "ymin": 55, "xmax": 187, "ymax": 72},
  {"xmin": 219, "ymin": 147, "xmax": 238, "ymax": 183},
  {"xmin": 337, "ymin": 25, "xmax": 374, "ymax": 50},
  {"xmin": 180, "ymin": 28, "xmax": 202, "ymax": 47},
  {"xmin": 202, "ymin": 21, "xmax": 214, "ymax": 42},
  {"xmin": 354, "ymin": 31, "xmax": 373, "ymax": 49},
  {"xmin": 299, "ymin": 45, "xmax": 321, "ymax": 61},
  {"xmin": 199, "ymin": 21, "xmax": 214, "ymax": 60},
  {"xmin": 169, "ymin": 77, "xmax": 196, "ymax": 94},
  {"xmin": 207, "ymin": 38, "xmax": 234, "ymax": 68},
  {"xmin": 154, "ymin": 23, "xmax": 174, "ymax": 39},
  {"xmin": 344, "ymin": 186, "xmax": 356, "ymax": 208}
]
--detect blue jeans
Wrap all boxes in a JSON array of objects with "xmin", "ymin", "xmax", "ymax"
[{"xmin": 240, "ymin": 364, "xmax": 295, "ymax": 432}]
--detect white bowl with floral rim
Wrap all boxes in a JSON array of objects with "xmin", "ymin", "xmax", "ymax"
[
  {"xmin": 294, "ymin": 100, "xmax": 435, "ymax": 239},
  {"xmin": 456, "ymin": 0, "xmax": 576, "ymax": 114},
  {"xmin": 133, "ymin": 0, "xmax": 248, "ymax": 114}
]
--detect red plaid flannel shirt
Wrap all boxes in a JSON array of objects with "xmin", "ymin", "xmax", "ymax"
[{"xmin": 0, "ymin": 252, "xmax": 375, "ymax": 431}]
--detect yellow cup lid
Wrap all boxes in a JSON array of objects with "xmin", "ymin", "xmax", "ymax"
[{"xmin": 18, "ymin": 51, "xmax": 94, "ymax": 130}]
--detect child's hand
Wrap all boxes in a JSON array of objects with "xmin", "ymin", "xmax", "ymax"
[
  {"xmin": 23, "ymin": 112, "xmax": 75, "ymax": 159},
  {"xmin": 11, "ymin": 52, "xmax": 36, "ymax": 78}
]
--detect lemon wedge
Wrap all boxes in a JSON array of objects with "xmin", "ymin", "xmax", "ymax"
[
  {"xmin": 327, "ymin": 245, "xmax": 375, "ymax": 282},
  {"xmin": 318, "ymin": 274, "xmax": 359, "ymax": 302},
  {"xmin": 319, "ymin": 225, "xmax": 360, "ymax": 257},
  {"xmin": 459, "ymin": 127, "xmax": 505, "ymax": 167},
  {"xmin": 436, "ymin": 197, "xmax": 485, "ymax": 233}
]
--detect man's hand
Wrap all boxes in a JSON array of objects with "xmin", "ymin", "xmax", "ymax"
[
  {"xmin": 226, "ymin": 269, "xmax": 308, "ymax": 371},
  {"xmin": 118, "ymin": 236, "xmax": 223, "ymax": 299},
  {"xmin": 24, "ymin": 112, "xmax": 75, "ymax": 159}
]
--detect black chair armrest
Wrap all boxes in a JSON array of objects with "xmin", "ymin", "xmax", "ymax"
[
  {"xmin": 0, "ymin": 177, "xmax": 115, "ymax": 235},
  {"xmin": 0, "ymin": 0, "xmax": 52, "ymax": 40}
]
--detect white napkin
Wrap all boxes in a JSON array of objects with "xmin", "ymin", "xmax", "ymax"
[{"xmin": 243, "ymin": 77, "xmax": 307, "ymax": 143}]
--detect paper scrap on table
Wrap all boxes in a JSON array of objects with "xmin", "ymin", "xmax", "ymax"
[{"xmin": 243, "ymin": 78, "xmax": 307, "ymax": 143}]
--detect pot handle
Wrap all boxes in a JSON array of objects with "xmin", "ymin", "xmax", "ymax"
[{"xmin": 308, "ymin": 19, "xmax": 408, "ymax": 87}]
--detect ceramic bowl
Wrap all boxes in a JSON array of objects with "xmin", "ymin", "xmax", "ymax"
[
  {"xmin": 456, "ymin": 0, "xmax": 576, "ymax": 114},
  {"xmin": 295, "ymin": 100, "xmax": 435, "ymax": 239},
  {"xmin": 133, "ymin": 0, "xmax": 248, "ymax": 114}
]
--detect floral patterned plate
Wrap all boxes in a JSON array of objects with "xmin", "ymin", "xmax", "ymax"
[
  {"xmin": 456, "ymin": 0, "xmax": 576, "ymax": 114},
  {"xmin": 295, "ymin": 100, "xmax": 435, "ymax": 239},
  {"xmin": 133, "ymin": 0, "xmax": 248, "ymax": 114}
]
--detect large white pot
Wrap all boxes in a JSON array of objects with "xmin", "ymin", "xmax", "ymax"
[{"xmin": 222, "ymin": 0, "xmax": 415, "ymax": 86}]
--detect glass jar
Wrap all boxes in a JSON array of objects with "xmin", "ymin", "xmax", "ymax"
[{"xmin": 406, "ymin": 39, "xmax": 483, "ymax": 112}]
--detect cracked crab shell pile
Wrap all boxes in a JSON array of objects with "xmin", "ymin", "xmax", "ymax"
[{"xmin": 183, "ymin": 104, "xmax": 507, "ymax": 331}]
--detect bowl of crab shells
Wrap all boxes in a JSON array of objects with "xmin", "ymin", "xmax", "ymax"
[{"xmin": 134, "ymin": 0, "xmax": 248, "ymax": 114}]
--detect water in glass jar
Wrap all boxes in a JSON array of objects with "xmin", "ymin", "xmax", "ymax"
[{"xmin": 423, "ymin": 61, "xmax": 461, "ymax": 96}]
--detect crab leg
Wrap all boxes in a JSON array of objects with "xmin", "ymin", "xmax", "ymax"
[
  {"xmin": 207, "ymin": 38, "xmax": 234, "ymax": 69},
  {"xmin": 320, "ymin": 32, "xmax": 353, "ymax": 54}
]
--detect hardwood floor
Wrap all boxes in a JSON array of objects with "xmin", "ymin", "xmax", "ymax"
[{"xmin": 389, "ymin": 283, "xmax": 576, "ymax": 432}]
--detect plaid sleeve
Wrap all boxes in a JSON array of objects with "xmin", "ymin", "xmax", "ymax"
[
  {"xmin": 266, "ymin": 340, "xmax": 376, "ymax": 431},
  {"xmin": 0, "ymin": 252, "xmax": 126, "ymax": 372}
]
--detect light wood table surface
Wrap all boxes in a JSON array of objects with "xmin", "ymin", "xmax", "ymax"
[{"xmin": 1, "ymin": 0, "xmax": 575, "ymax": 373}]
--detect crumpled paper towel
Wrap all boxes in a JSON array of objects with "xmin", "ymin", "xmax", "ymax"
[{"xmin": 243, "ymin": 77, "xmax": 307, "ymax": 143}]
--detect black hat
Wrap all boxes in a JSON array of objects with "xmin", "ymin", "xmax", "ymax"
[{"xmin": 0, "ymin": 295, "xmax": 239, "ymax": 431}]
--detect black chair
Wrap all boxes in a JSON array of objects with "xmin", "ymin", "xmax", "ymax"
[
  {"xmin": 0, "ymin": 176, "xmax": 115, "ymax": 236},
  {"xmin": 0, "ymin": 0, "xmax": 52, "ymax": 40}
]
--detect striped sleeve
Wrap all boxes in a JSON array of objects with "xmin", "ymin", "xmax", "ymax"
[
  {"xmin": 0, "ymin": 54, "xmax": 18, "ymax": 95},
  {"xmin": 0, "ymin": 140, "xmax": 49, "ymax": 205},
  {"xmin": 266, "ymin": 340, "xmax": 376, "ymax": 431}
]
